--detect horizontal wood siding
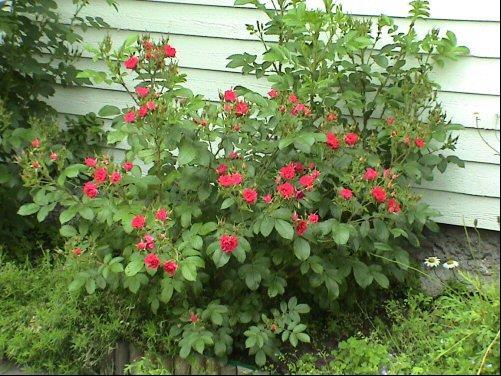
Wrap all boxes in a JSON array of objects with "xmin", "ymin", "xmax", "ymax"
[{"xmin": 52, "ymin": 0, "xmax": 500, "ymax": 230}]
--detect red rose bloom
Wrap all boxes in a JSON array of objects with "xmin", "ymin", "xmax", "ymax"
[
  {"xmin": 85, "ymin": 157, "xmax": 97, "ymax": 168},
  {"xmin": 163, "ymin": 44, "xmax": 176, "ymax": 58},
  {"xmin": 155, "ymin": 208, "xmax": 168, "ymax": 222},
  {"xmin": 136, "ymin": 241, "xmax": 147, "ymax": 250},
  {"xmin": 235, "ymin": 101, "xmax": 249, "ymax": 117},
  {"xmin": 138, "ymin": 106, "xmax": 148, "ymax": 118},
  {"xmin": 122, "ymin": 161, "xmax": 134, "ymax": 171},
  {"xmin": 295, "ymin": 220, "xmax": 309, "ymax": 236},
  {"xmin": 135, "ymin": 87, "xmax": 149, "ymax": 98},
  {"xmin": 144, "ymin": 234, "xmax": 155, "ymax": 250},
  {"xmin": 72, "ymin": 247, "xmax": 82, "ymax": 256},
  {"xmin": 294, "ymin": 162, "xmax": 305, "ymax": 173},
  {"xmin": 344, "ymin": 133, "xmax": 359, "ymax": 147},
  {"xmin": 146, "ymin": 101, "xmax": 157, "ymax": 111},
  {"xmin": 387, "ymin": 198, "xmax": 402, "ymax": 214},
  {"xmin": 415, "ymin": 138, "xmax": 426, "ymax": 149},
  {"xmin": 124, "ymin": 56, "xmax": 139, "ymax": 70},
  {"xmin": 31, "ymin": 138, "xmax": 41, "ymax": 148},
  {"xmin": 279, "ymin": 164, "xmax": 296, "ymax": 180},
  {"xmin": 326, "ymin": 132, "xmax": 340, "ymax": 150},
  {"xmin": 218, "ymin": 173, "xmax": 243, "ymax": 187},
  {"xmin": 224, "ymin": 89, "xmax": 237, "ymax": 102},
  {"xmin": 289, "ymin": 93, "xmax": 298, "ymax": 103},
  {"xmin": 363, "ymin": 168, "xmax": 378, "ymax": 181},
  {"xmin": 372, "ymin": 186, "xmax": 387, "ymax": 203},
  {"xmin": 268, "ymin": 89, "xmax": 279, "ymax": 98},
  {"xmin": 144, "ymin": 253, "xmax": 160, "ymax": 270},
  {"xmin": 164, "ymin": 260, "xmax": 178, "ymax": 277},
  {"xmin": 326, "ymin": 112, "xmax": 338, "ymax": 122},
  {"xmin": 131, "ymin": 215, "xmax": 146, "ymax": 229},
  {"xmin": 109, "ymin": 171, "xmax": 122, "ymax": 185},
  {"xmin": 93, "ymin": 168, "xmax": 108, "ymax": 184},
  {"xmin": 216, "ymin": 164, "xmax": 228, "ymax": 175},
  {"xmin": 83, "ymin": 182, "xmax": 99, "ymax": 198},
  {"xmin": 340, "ymin": 188, "xmax": 353, "ymax": 200},
  {"xmin": 220, "ymin": 234, "xmax": 238, "ymax": 254},
  {"xmin": 308, "ymin": 213, "xmax": 319, "ymax": 223},
  {"xmin": 386, "ymin": 116, "xmax": 396, "ymax": 126},
  {"xmin": 277, "ymin": 182, "xmax": 296, "ymax": 199},
  {"xmin": 228, "ymin": 151, "xmax": 239, "ymax": 159},
  {"xmin": 291, "ymin": 103, "xmax": 306, "ymax": 116},
  {"xmin": 263, "ymin": 194, "xmax": 273, "ymax": 204},
  {"xmin": 50, "ymin": 152, "xmax": 58, "ymax": 161},
  {"xmin": 189, "ymin": 312, "xmax": 199, "ymax": 323},
  {"xmin": 31, "ymin": 161, "xmax": 41, "ymax": 169},
  {"xmin": 124, "ymin": 111, "xmax": 136, "ymax": 123},
  {"xmin": 242, "ymin": 188, "xmax": 258, "ymax": 205},
  {"xmin": 299, "ymin": 174, "xmax": 315, "ymax": 190}
]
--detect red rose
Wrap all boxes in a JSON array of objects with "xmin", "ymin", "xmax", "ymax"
[
  {"xmin": 136, "ymin": 241, "xmax": 147, "ymax": 250},
  {"xmin": 220, "ymin": 234, "xmax": 238, "ymax": 254},
  {"xmin": 289, "ymin": 93, "xmax": 298, "ymax": 103},
  {"xmin": 135, "ymin": 87, "xmax": 149, "ymax": 98},
  {"xmin": 92, "ymin": 167, "xmax": 107, "ymax": 184},
  {"xmin": 131, "ymin": 215, "xmax": 146, "ymax": 229},
  {"xmin": 124, "ymin": 111, "xmax": 136, "ymax": 123},
  {"xmin": 415, "ymin": 138, "xmax": 426, "ymax": 149},
  {"xmin": 326, "ymin": 112, "xmax": 338, "ymax": 122},
  {"xmin": 279, "ymin": 164, "xmax": 296, "ymax": 180},
  {"xmin": 295, "ymin": 220, "xmax": 309, "ymax": 236},
  {"xmin": 308, "ymin": 213, "xmax": 319, "ymax": 223},
  {"xmin": 340, "ymin": 188, "xmax": 353, "ymax": 200},
  {"xmin": 50, "ymin": 152, "xmax": 58, "ymax": 161},
  {"xmin": 109, "ymin": 171, "xmax": 122, "ymax": 185},
  {"xmin": 218, "ymin": 173, "xmax": 243, "ymax": 187},
  {"xmin": 138, "ymin": 106, "xmax": 148, "ymax": 118},
  {"xmin": 216, "ymin": 164, "xmax": 228, "ymax": 175},
  {"xmin": 291, "ymin": 212, "xmax": 300, "ymax": 222},
  {"xmin": 291, "ymin": 103, "xmax": 306, "ymax": 116},
  {"xmin": 235, "ymin": 101, "xmax": 249, "ymax": 117},
  {"xmin": 144, "ymin": 253, "xmax": 160, "ymax": 270},
  {"xmin": 144, "ymin": 234, "xmax": 155, "ymax": 249},
  {"xmin": 228, "ymin": 151, "xmax": 239, "ymax": 159},
  {"xmin": 263, "ymin": 194, "xmax": 273, "ymax": 204},
  {"xmin": 268, "ymin": 89, "xmax": 279, "ymax": 98},
  {"xmin": 163, "ymin": 44, "xmax": 176, "ymax": 58},
  {"xmin": 83, "ymin": 182, "xmax": 99, "ymax": 198},
  {"xmin": 31, "ymin": 138, "xmax": 41, "ymax": 148},
  {"xmin": 299, "ymin": 174, "xmax": 315, "ymax": 190},
  {"xmin": 372, "ymin": 186, "xmax": 387, "ymax": 203},
  {"xmin": 164, "ymin": 260, "xmax": 178, "ymax": 277},
  {"xmin": 189, "ymin": 312, "xmax": 199, "ymax": 323},
  {"xmin": 122, "ymin": 162, "xmax": 134, "ymax": 171},
  {"xmin": 146, "ymin": 101, "xmax": 157, "ymax": 111},
  {"xmin": 363, "ymin": 168, "xmax": 378, "ymax": 181},
  {"xmin": 31, "ymin": 161, "xmax": 41, "ymax": 169},
  {"xmin": 326, "ymin": 132, "xmax": 340, "ymax": 150},
  {"xmin": 296, "ymin": 190, "xmax": 305, "ymax": 200},
  {"xmin": 387, "ymin": 198, "xmax": 402, "ymax": 214},
  {"xmin": 277, "ymin": 182, "xmax": 296, "ymax": 199},
  {"xmin": 224, "ymin": 89, "xmax": 237, "ymax": 102},
  {"xmin": 124, "ymin": 56, "xmax": 139, "ymax": 70},
  {"xmin": 85, "ymin": 157, "xmax": 97, "ymax": 168},
  {"xmin": 72, "ymin": 247, "xmax": 82, "ymax": 256},
  {"xmin": 155, "ymin": 208, "xmax": 168, "ymax": 222},
  {"xmin": 344, "ymin": 133, "xmax": 359, "ymax": 147},
  {"xmin": 242, "ymin": 188, "xmax": 258, "ymax": 204},
  {"xmin": 386, "ymin": 116, "xmax": 396, "ymax": 126},
  {"xmin": 294, "ymin": 162, "xmax": 305, "ymax": 173}
]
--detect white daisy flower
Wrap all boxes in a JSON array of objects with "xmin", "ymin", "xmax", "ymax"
[
  {"xmin": 443, "ymin": 260, "xmax": 459, "ymax": 270},
  {"xmin": 424, "ymin": 256, "xmax": 440, "ymax": 268}
]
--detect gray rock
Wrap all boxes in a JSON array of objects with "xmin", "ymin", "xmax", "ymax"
[{"xmin": 412, "ymin": 224, "xmax": 500, "ymax": 296}]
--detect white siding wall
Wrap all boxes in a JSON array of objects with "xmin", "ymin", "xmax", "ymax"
[{"xmin": 52, "ymin": 0, "xmax": 500, "ymax": 230}]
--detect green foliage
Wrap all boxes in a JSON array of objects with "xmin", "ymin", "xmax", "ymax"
[
  {"xmin": 17, "ymin": 0, "xmax": 469, "ymax": 367},
  {"xmin": 0, "ymin": 1, "xmax": 112, "ymax": 257},
  {"xmin": 284, "ymin": 274, "xmax": 500, "ymax": 375}
]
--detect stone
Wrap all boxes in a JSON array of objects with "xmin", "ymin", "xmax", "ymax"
[{"xmin": 411, "ymin": 224, "xmax": 500, "ymax": 296}]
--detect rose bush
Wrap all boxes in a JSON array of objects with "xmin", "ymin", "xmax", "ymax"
[{"xmin": 16, "ymin": 0, "xmax": 468, "ymax": 366}]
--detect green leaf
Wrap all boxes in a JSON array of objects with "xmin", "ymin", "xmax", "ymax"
[
  {"xmin": 125, "ymin": 260, "xmax": 144, "ymax": 277},
  {"xmin": 275, "ymin": 219, "xmax": 294, "ymax": 240},
  {"xmin": 293, "ymin": 238, "xmax": 311, "ymax": 261},
  {"xmin": 373, "ymin": 272, "xmax": 390, "ymax": 288},
  {"xmin": 79, "ymin": 207, "xmax": 94, "ymax": 220},
  {"xmin": 98, "ymin": 105, "xmax": 121, "ymax": 117},
  {"xmin": 332, "ymin": 223, "xmax": 350, "ymax": 245},
  {"xmin": 221, "ymin": 197, "xmax": 235, "ymax": 210},
  {"xmin": 178, "ymin": 141, "xmax": 197, "ymax": 165},
  {"xmin": 213, "ymin": 251, "xmax": 230, "ymax": 268},
  {"xmin": 59, "ymin": 207, "xmax": 78, "ymax": 224},
  {"xmin": 260, "ymin": 216, "xmax": 275, "ymax": 237},
  {"xmin": 17, "ymin": 203, "xmax": 39, "ymax": 216},
  {"xmin": 353, "ymin": 261, "xmax": 373, "ymax": 288},
  {"xmin": 85, "ymin": 278, "xmax": 96, "ymax": 294},
  {"xmin": 181, "ymin": 262, "xmax": 197, "ymax": 281},
  {"xmin": 60, "ymin": 225, "xmax": 77, "ymax": 238}
]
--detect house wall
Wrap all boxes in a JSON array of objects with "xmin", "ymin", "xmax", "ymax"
[{"xmin": 51, "ymin": 0, "xmax": 500, "ymax": 230}]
